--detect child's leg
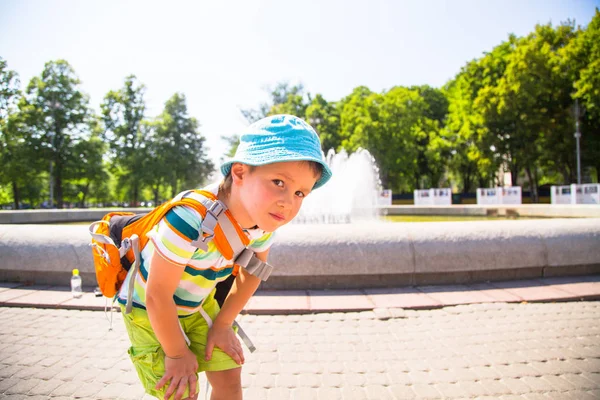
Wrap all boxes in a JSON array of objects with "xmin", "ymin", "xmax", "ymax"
[
  {"xmin": 206, "ymin": 368, "xmax": 242, "ymax": 400},
  {"xmin": 120, "ymin": 305, "xmax": 199, "ymax": 399}
]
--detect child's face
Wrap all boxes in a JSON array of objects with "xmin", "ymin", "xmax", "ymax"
[{"xmin": 236, "ymin": 161, "xmax": 319, "ymax": 232}]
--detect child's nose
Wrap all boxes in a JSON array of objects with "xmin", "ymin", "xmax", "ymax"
[{"xmin": 278, "ymin": 190, "xmax": 293, "ymax": 209}]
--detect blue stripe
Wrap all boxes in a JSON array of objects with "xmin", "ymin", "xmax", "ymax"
[
  {"xmin": 165, "ymin": 208, "xmax": 200, "ymax": 241},
  {"xmin": 139, "ymin": 263, "xmax": 149, "ymax": 282},
  {"xmin": 117, "ymin": 297, "xmax": 147, "ymax": 310},
  {"xmin": 173, "ymin": 295, "xmax": 202, "ymax": 308},
  {"xmin": 184, "ymin": 266, "xmax": 233, "ymax": 280}
]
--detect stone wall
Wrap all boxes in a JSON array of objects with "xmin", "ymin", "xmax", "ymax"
[{"xmin": 1, "ymin": 219, "xmax": 598, "ymax": 289}]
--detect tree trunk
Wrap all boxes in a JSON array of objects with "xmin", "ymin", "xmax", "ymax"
[
  {"xmin": 462, "ymin": 167, "xmax": 472, "ymax": 194},
  {"xmin": 80, "ymin": 182, "xmax": 90, "ymax": 208},
  {"xmin": 153, "ymin": 186, "xmax": 159, "ymax": 207},
  {"xmin": 511, "ymin": 164, "xmax": 519, "ymax": 186},
  {"xmin": 11, "ymin": 181, "xmax": 20, "ymax": 209},
  {"xmin": 132, "ymin": 183, "xmax": 139, "ymax": 207},
  {"xmin": 56, "ymin": 171, "xmax": 63, "ymax": 209},
  {"xmin": 525, "ymin": 166, "xmax": 538, "ymax": 203},
  {"xmin": 561, "ymin": 167, "xmax": 570, "ymax": 185}
]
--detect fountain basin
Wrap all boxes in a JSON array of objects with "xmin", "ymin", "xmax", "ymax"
[{"xmin": 1, "ymin": 218, "xmax": 598, "ymax": 289}]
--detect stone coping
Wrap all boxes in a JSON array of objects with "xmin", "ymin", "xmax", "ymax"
[{"xmin": 1, "ymin": 204, "xmax": 599, "ymax": 224}]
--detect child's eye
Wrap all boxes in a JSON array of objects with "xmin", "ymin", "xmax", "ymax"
[
  {"xmin": 295, "ymin": 191, "xmax": 305, "ymax": 198},
  {"xmin": 273, "ymin": 179, "xmax": 284, "ymax": 187}
]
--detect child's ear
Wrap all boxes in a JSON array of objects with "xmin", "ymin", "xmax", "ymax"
[{"xmin": 230, "ymin": 163, "xmax": 246, "ymax": 185}]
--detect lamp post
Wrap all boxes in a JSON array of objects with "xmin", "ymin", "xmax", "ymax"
[{"xmin": 574, "ymin": 100, "xmax": 582, "ymax": 185}]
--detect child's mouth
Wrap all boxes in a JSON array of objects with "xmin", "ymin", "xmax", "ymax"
[{"xmin": 269, "ymin": 213, "xmax": 285, "ymax": 222}]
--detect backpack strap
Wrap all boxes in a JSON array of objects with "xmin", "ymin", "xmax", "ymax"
[
  {"xmin": 172, "ymin": 190, "xmax": 249, "ymax": 260},
  {"xmin": 235, "ymin": 248, "xmax": 274, "ymax": 281},
  {"xmin": 185, "ymin": 190, "xmax": 274, "ymax": 282}
]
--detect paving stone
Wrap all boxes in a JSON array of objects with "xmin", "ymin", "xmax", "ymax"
[
  {"xmin": 432, "ymin": 382, "xmax": 470, "ymax": 398},
  {"xmin": 28, "ymin": 379, "xmax": 64, "ymax": 396},
  {"xmin": 568, "ymin": 359, "xmax": 600, "ymax": 374},
  {"xmin": 317, "ymin": 386, "xmax": 342, "ymax": 400},
  {"xmin": 541, "ymin": 375, "xmax": 578, "ymax": 391},
  {"xmin": 561, "ymin": 390, "xmax": 600, "ymax": 400},
  {"xmin": 0, "ymin": 377, "xmax": 20, "ymax": 393},
  {"xmin": 4, "ymin": 378, "xmax": 42, "ymax": 395},
  {"xmin": 561, "ymin": 372, "xmax": 600, "ymax": 390},
  {"xmin": 410, "ymin": 383, "xmax": 441, "ymax": 398},
  {"xmin": 364, "ymin": 385, "xmax": 393, "ymax": 399},
  {"xmin": 341, "ymin": 386, "xmax": 368, "ymax": 400},
  {"xmin": 244, "ymin": 386, "xmax": 270, "ymax": 400},
  {"xmin": 70, "ymin": 381, "xmax": 106, "ymax": 398},
  {"xmin": 49, "ymin": 381, "xmax": 84, "ymax": 397},
  {"xmin": 389, "ymin": 384, "xmax": 417, "ymax": 399}
]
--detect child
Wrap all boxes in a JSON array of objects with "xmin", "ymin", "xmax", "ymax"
[{"xmin": 118, "ymin": 114, "xmax": 332, "ymax": 400}]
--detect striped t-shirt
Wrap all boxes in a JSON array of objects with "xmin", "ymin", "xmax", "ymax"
[{"xmin": 117, "ymin": 184, "xmax": 275, "ymax": 316}]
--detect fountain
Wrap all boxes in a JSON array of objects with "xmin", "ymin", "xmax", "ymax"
[
  {"xmin": 294, "ymin": 148, "xmax": 382, "ymax": 224},
  {"xmin": 0, "ymin": 148, "xmax": 599, "ymax": 289}
]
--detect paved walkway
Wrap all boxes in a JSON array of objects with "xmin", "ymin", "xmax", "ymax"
[{"xmin": 0, "ymin": 276, "xmax": 599, "ymax": 399}]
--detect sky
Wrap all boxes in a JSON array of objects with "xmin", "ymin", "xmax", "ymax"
[{"xmin": 1, "ymin": 0, "xmax": 598, "ymax": 166}]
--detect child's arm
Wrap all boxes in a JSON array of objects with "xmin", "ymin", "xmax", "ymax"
[
  {"xmin": 146, "ymin": 251, "xmax": 198, "ymax": 400},
  {"xmin": 204, "ymin": 249, "xmax": 269, "ymax": 364}
]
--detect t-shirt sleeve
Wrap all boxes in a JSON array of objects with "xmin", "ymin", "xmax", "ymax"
[
  {"xmin": 248, "ymin": 231, "xmax": 276, "ymax": 253},
  {"xmin": 147, "ymin": 205, "xmax": 202, "ymax": 266}
]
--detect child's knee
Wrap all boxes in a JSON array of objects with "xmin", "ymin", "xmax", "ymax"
[{"xmin": 206, "ymin": 368, "xmax": 242, "ymax": 395}]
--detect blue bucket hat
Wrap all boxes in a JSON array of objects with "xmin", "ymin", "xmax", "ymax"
[{"xmin": 220, "ymin": 114, "xmax": 332, "ymax": 190}]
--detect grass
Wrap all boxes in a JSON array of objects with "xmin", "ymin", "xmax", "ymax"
[{"xmin": 381, "ymin": 215, "xmax": 546, "ymax": 223}]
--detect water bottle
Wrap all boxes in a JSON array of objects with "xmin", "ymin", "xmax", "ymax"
[{"xmin": 71, "ymin": 269, "xmax": 83, "ymax": 298}]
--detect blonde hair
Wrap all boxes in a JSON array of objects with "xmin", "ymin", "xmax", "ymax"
[{"xmin": 218, "ymin": 162, "xmax": 323, "ymax": 199}]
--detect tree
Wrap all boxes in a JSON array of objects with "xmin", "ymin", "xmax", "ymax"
[
  {"xmin": 479, "ymin": 24, "xmax": 577, "ymax": 201},
  {"xmin": 410, "ymin": 86, "xmax": 450, "ymax": 188},
  {"xmin": 153, "ymin": 93, "xmax": 213, "ymax": 197},
  {"xmin": 19, "ymin": 60, "xmax": 90, "ymax": 208},
  {"xmin": 231, "ymin": 81, "xmax": 311, "ymax": 157},
  {"xmin": 267, "ymin": 82, "xmax": 310, "ymax": 117},
  {"xmin": 0, "ymin": 58, "xmax": 24, "ymax": 208},
  {"xmin": 567, "ymin": 9, "xmax": 600, "ymax": 181},
  {"xmin": 444, "ymin": 55, "xmax": 501, "ymax": 193},
  {"xmin": 102, "ymin": 75, "xmax": 147, "ymax": 206},
  {"xmin": 305, "ymin": 94, "xmax": 341, "ymax": 153},
  {"xmin": 65, "ymin": 116, "xmax": 109, "ymax": 207},
  {"xmin": 339, "ymin": 86, "xmax": 428, "ymax": 192}
]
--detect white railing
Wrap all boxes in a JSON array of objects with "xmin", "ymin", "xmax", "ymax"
[
  {"xmin": 476, "ymin": 187, "xmax": 522, "ymax": 205},
  {"xmin": 414, "ymin": 188, "xmax": 452, "ymax": 206},
  {"xmin": 377, "ymin": 189, "xmax": 393, "ymax": 206},
  {"xmin": 551, "ymin": 184, "xmax": 600, "ymax": 204}
]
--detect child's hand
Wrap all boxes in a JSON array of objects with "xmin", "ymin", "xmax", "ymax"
[
  {"xmin": 205, "ymin": 321, "xmax": 244, "ymax": 365},
  {"xmin": 156, "ymin": 349, "xmax": 198, "ymax": 400}
]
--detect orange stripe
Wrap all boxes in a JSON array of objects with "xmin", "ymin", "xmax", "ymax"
[{"xmin": 177, "ymin": 303, "xmax": 199, "ymax": 311}]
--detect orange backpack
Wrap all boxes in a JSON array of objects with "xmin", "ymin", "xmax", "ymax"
[{"xmin": 88, "ymin": 190, "xmax": 254, "ymax": 309}]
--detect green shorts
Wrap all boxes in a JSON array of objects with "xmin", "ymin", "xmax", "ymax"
[{"xmin": 120, "ymin": 291, "xmax": 240, "ymax": 399}]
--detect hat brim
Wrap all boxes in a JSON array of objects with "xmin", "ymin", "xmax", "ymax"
[{"xmin": 221, "ymin": 155, "xmax": 332, "ymax": 190}]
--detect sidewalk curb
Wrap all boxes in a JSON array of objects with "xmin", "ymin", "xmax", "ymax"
[{"xmin": 1, "ymin": 275, "xmax": 598, "ymax": 314}]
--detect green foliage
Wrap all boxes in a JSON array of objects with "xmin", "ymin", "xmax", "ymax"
[
  {"xmin": 305, "ymin": 94, "xmax": 341, "ymax": 153},
  {"xmin": 151, "ymin": 93, "xmax": 214, "ymax": 197},
  {"xmin": 567, "ymin": 9, "xmax": 600, "ymax": 179},
  {"xmin": 19, "ymin": 60, "xmax": 90, "ymax": 208},
  {"xmin": 3, "ymin": 12, "xmax": 600, "ymax": 208},
  {"xmin": 101, "ymin": 75, "xmax": 147, "ymax": 205}
]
